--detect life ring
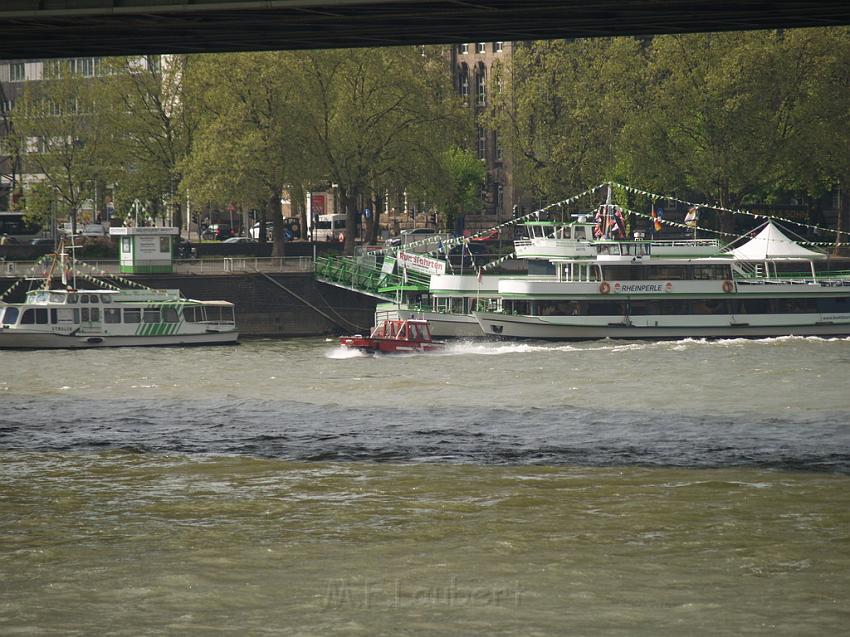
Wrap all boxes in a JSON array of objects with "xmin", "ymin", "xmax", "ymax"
[
  {"xmin": 722, "ymin": 280, "xmax": 734, "ymax": 293},
  {"xmin": 599, "ymin": 281, "xmax": 611, "ymax": 294}
]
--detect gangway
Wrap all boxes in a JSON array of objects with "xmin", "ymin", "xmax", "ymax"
[{"xmin": 314, "ymin": 255, "xmax": 430, "ymax": 300}]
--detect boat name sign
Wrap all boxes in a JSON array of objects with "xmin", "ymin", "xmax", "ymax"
[
  {"xmin": 398, "ymin": 251, "xmax": 447, "ymax": 276},
  {"xmin": 612, "ymin": 282, "xmax": 674, "ymax": 293}
]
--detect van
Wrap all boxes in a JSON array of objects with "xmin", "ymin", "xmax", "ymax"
[{"xmin": 314, "ymin": 213, "xmax": 346, "ymax": 241}]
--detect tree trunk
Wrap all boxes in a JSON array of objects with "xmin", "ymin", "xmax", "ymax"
[
  {"xmin": 835, "ymin": 184, "xmax": 848, "ymax": 257},
  {"xmin": 343, "ymin": 188, "xmax": 357, "ymax": 256},
  {"xmin": 269, "ymin": 190, "xmax": 285, "ymax": 258}
]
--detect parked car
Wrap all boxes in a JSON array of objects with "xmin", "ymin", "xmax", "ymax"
[
  {"xmin": 201, "ymin": 223, "xmax": 235, "ymax": 241},
  {"xmin": 385, "ymin": 227, "xmax": 440, "ymax": 249},
  {"xmin": 222, "ymin": 237, "xmax": 256, "ymax": 244},
  {"xmin": 249, "ymin": 218, "xmax": 301, "ymax": 241},
  {"xmin": 31, "ymin": 237, "xmax": 56, "ymax": 248}
]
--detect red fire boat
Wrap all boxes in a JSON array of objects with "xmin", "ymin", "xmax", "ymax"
[{"xmin": 339, "ymin": 319, "xmax": 445, "ymax": 354}]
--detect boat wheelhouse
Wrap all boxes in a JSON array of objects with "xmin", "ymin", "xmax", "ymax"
[
  {"xmin": 474, "ymin": 222, "xmax": 850, "ymax": 340},
  {"xmin": 339, "ymin": 318, "xmax": 445, "ymax": 353}
]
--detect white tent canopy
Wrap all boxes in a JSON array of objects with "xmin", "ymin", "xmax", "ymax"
[{"xmin": 725, "ymin": 220, "xmax": 825, "ymax": 261}]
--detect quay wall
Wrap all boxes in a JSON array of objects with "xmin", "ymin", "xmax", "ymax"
[{"xmin": 0, "ymin": 272, "xmax": 377, "ymax": 337}]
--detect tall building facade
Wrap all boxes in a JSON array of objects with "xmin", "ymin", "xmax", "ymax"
[{"xmin": 449, "ymin": 41, "xmax": 516, "ymax": 221}]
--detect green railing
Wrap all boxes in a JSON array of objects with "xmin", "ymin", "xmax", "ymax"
[{"xmin": 314, "ymin": 255, "xmax": 430, "ymax": 296}]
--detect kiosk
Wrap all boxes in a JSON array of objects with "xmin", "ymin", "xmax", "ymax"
[{"xmin": 110, "ymin": 226, "xmax": 180, "ymax": 274}]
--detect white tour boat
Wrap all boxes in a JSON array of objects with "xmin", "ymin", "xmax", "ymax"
[
  {"xmin": 0, "ymin": 244, "xmax": 239, "ymax": 349},
  {"xmin": 474, "ymin": 221, "xmax": 850, "ymax": 340}
]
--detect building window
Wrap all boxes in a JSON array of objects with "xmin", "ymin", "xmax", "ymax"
[
  {"xmin": 459, "ymin": 65, "xmax": 469, "ymax": 101},
  {"xmin": 495, "ymin": 133, "xmax": 503, "ymax": 161},
  {"xmin": 459, "ymin": 43, "xmax": 469, "ymax": 55},
  {"xmin": 10, "ymin": 62, "xmax": 25, "ymax": 82},
  {"xmin": 476, "ymin": 42, "xmax": 486, "ymax": 54},
  {"xmin": 477, "ymin": 126, "xmax": 486, "ymax": 160},
  {"xmin": 494, "ymin": 41, "xmax": 503, "ymax": 53},
  {"xmin": 79, "ymin": 58, "xmax": 94, "ymax": 77},
  {"xmin": 476, "ymin": 66, "xmax": 486, "ymax": 106}
]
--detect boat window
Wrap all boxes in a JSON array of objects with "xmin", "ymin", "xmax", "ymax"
[
  {"xmin": 1, "ymin": 307, "xmax": 18, "ymax": 325},
  {"xmin": 54, "ymin": 308, "xmax": 77, "ymax": 323},
  {"xmin": 574, "ymin": 226, "xmax": 586, "ymax": 240},
  {"xmin": 49, "ymin": 292, "xmax": 65, "ymax": 303},
  {"xmin": 182, "ymin": 307, "xmax": 198, "ymax": 322},
  {"xmin": 123, "ymin": 308, "xmax": 141, "ymax": 323},
  {"xmin": 734, "ymin": 299, "xmax": 771, "ymax": 314},
  {"xmin": 21, "ymin": 308, "xmax": 50, "ymax": 324},
  {"xmin": 104, "ymin": 308, "xmax": 122, "ymax": 324},
  {"xmin": 585, "ymin": 301, "xmax": 625, "ymax": 316},
  {"xmin": 815, "ymin": 297, "xmax": 848, "ymax": 313},
  {"xmin": 205, "ymin": 306, "xmax": 222, "ymax": 322},
  {"xmin": 143, "ymin": 307, "xmax": 161, "ymax": 323},
  {"xmin": 81, "ymin": 307, "xmax": 100, "ymax": 322},
  {"xmin": 162, "ymin": 307, "xmax": 179, "ymax": 323},
  {"xmin": 222, "ymin": 307, "xmax": 234, "ymax": 322},
  {"xmin": 101, "ymin": 295, "xmax": 112, "ymax": 304},
  {"xmin": 67, "ymin": 294, "xmax": 78, "ymax": 304},
  {"xmin": 79, "ymin": 294, "xmax": 91, "ymax": 304}
]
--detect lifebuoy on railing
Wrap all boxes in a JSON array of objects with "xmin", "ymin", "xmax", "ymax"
[
  {"xmin": 599, "ymin": 281, "xmax": 611, "ymax": 294},
  {"xmin": 722, "ymin": 280, "xmax": 734, "ymax": 293}
]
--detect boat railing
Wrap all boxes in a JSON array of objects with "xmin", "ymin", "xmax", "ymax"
[
  {"xmin": 222, "ymin": 256, "xmax": 314, "ymax": 273},
  {"xmin": 0, "ymin": 257, "xmax": 316, "ymax": 277},
  {"xmin": 649, "ymin": 238, "xmax": 721, "ymax": 248}
]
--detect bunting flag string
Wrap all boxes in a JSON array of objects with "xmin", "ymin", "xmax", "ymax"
[
  {"xmin": 622, "ymin": 205, "xmax": 843, "ymax": 247},
  {"xmin": 609, "ymin": 181, "xmax": 850, "ymax": 240},
  {"xmin": 367, "ymin": 183, "xmax": 608, "ymax": 258}
]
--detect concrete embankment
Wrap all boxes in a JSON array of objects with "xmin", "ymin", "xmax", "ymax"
[{"xmin": 0, "ymin": 272, "xmax": 377, "ymax": 337}]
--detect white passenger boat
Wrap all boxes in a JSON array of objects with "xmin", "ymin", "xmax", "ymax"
[
  {"xmin": 0, "ymin": 244, "xmax": 238, "ymax": 348},
  {"xmin": 474, "ymin": 221, "xmax": 850, "ymax": 340}
]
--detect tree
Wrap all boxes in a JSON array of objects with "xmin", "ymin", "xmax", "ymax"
[
  {"xmin": 779, "ymin": 27, "xmax": 850, "ymax": 251},
  {"xmin": 290, "ymin": 46, "xmax": 465, "ymax": 254},
  {"xmin": 618, "ymin": 31, "xmax": 833, "ymax": 234},
  {"xmin": 182, "ymin": 52, "xmax": 312, "ymax": 256},
  {"xmin": 95, "ymin": 55, "xmax": 198, "ymax": 231},
  {"xmin": 11, "ymin": 60, "xmax": 106, "ymax": 233},
  {"xmin": 487, "ymin": 38, "xmax": 645, "ymax": 205},
  {"xmin": 427, "ymin": 146, "xmax": 484, "ymax": 230}
]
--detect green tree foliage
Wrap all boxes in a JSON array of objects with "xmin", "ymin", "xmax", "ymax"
[
  {"xmin": 487, "ymin": 38, "xmax": 644, "ymax": 205},
  {"xmin": 288, "ymin": 46, "xmax": 465, "ymax": 252},
  {"xmin": 428, "ymin": 146, "xmax": 485, "ymax": 228},
  {"xmin": 618, "ymin": 31, "xmax": 833, "ymax": 233},
  {"xmin": 96, "ymin": 55, "xmax": 198, "ymax": 229},
  {"xmin": 181, "ymin": 51, "xmax": 309, "ymax": 255}
]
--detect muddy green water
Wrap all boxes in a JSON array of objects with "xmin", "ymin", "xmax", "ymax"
[{"xmin": 2, "ymin": 337, "xmax": 850, "ymax": 635}]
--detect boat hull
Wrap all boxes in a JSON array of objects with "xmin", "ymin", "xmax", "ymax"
[
  {"xmin": 474, "ymin": 312, "xmax": 850, "ymax": 340},
  {"xmin": 0, "ymin": 329, "xmax": 239, "ymax": 349},
  {"xmin": 339, "ymin": 335, "xmax": 444, "ymax": 353}
]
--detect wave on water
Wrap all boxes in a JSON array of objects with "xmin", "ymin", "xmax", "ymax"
[
  {"xmin": 324, "ymin": 335, "xmax": 850, "ymax": 359},
  {"xmin": 2, "ymin": 396, "xmax": 849, "ymax": 473}
]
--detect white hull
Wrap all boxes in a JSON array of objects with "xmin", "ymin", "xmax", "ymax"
[
  {"xmin": 474, "ymin": 311, "xmax": 850, "ymax": 340},
  {"xmin": 0, "ymin": 328, "xmax": 239, "ymax": 349},
  {"xmin": 377, "ymin": 307, "xmax": 483, "ymax": 338}
]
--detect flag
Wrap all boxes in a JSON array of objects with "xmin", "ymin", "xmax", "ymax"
[
  {"xmin": 684, "ymin": 206, "xmax": 699, "ymax": 228},
  {"xmin": 651, "ymin": 202, "xmax": 662, "ymax": 232}
]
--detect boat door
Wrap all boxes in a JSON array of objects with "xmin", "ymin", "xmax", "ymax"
[{"xmin": 79, "ymin": 293, "xmax": 101, "ymax": 330}]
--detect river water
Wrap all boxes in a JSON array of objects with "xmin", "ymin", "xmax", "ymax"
[{"xmin": 2, "ymin": 336, "xmax": 849, "ymax": 635}]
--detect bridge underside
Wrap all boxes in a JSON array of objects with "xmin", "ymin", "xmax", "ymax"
[{"xmin": 2, "ymin": 1, "xmax": 850, "ymax": 59}]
